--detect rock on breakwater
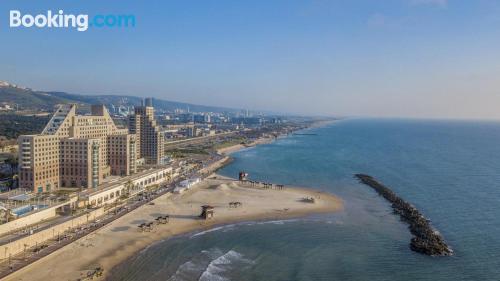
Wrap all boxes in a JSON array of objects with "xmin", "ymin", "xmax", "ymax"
[{"xmin": 355, "ymin": 174, "xmax": 452, "ymax": 256}]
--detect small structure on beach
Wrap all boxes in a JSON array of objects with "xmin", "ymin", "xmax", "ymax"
[
  {"xmin": 180, "ymin": 178, "xmax": 201, "ymax": 188},
  {"xmin": 155, "ymin": 215, "xmax": 170, "ymax": 224},
  {"xmin": 138, "ymin": 222, "xmax": 155, "ymax": 232},
  {"xmin": 174, "ymin": 178, "xmax": 201, "ymax": 194},
  {"xmin": 83, "ymin": 267, "xmax": 103, "ymax": 280},
  {"xmin": 200, "ymin": 205, "xmax": 214, "ymax": 219},
  {"xmin": 238, "ymin": 171, "xmax": 248, "ymax": 181},
  {"xmin": 301, "ymin": 197, "xmax": 316, "ymax": 203},
  {"xmin": 228, "ymin": 201, "xmax": 242, "ymax": 208}
]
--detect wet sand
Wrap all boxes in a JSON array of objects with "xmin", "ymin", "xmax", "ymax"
[{"xmin": 3, "ymin": 176, "xmax": 342, "ymax": 281}]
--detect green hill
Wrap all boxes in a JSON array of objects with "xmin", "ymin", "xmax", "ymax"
[
  {"xmin": 0, "ymin": 85, "xmax": 74, "ymax": 111},
  {"xmin": 0, "ymin": 81, "xmax": 237, "ymax": 113}
]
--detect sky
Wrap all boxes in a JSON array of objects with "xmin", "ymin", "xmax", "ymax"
[{"xmin": 1, "ymin": 0, "xmax": 500, "ymax": 119}]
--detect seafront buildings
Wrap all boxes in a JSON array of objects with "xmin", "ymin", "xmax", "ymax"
[
  {"xmin": 17, "ymin": 100, "xmax": 165, "ymax": 193},
  {"xmin": 1, "ymin": 100, "xmax": 176, "ymax": 251},
  {"xmin": 129, "ymin": 98, "xmax": 166, "ymax": 165},
  {"xmin": 0, "ymin": 97, "xmax": 296, "ymax": 267},
  {"xmin": 0, "ymin": 94, "xmax": 214, "ymax": 262}
]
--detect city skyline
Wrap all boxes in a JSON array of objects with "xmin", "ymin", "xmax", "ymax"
[
  {"xmin": 2, "ymin": 0, "xmax": 500, "ymax": 119},
  {"xmin": 2, "ymin": 2, "xmax": 500, "ymax": 279}
]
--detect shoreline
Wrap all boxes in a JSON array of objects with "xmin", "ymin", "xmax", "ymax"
[
  {"xmin": 217, "ymin": 119, "xmax": 337, "ymax": 156},
  {"xmin": 2, "ymin": 120, "xmax": 340, "ymax": 281},
  {"xmin": 216, "ymin": 136, "xmax": 276, "ymax": 155},
  {"xmin": 3, "ymin": 175, "xmax": 342, "ymax": 281}
]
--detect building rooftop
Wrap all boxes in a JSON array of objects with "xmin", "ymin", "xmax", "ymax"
[{"xmin": 79, "ymin": 166, "xmax": 173, "ymax": 198}]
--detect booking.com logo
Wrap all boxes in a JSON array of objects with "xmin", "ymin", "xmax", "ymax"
[{"xmin": 9, "ymin": 10, "xmax": 135, "ymax": 31}]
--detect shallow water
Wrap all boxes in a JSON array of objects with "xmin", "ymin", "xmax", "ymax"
[{"xmin": 109, "ymin": 118, "xmax": 500, "ymax": 281}]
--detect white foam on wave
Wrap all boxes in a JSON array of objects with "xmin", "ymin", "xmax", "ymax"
[
  {"xmin": 190, "ymin": 219, "xmax": 302, "ymax": 239},
  {"xmin": 138, "ymin": 238, "xmax": 166, "ymax": 254},
  {"xmin": 167, "ymin": 261, "xmax": 205, "ymax": 281},
  {"xmin": 248, "ymin": 218, "xmax": 300, "ymax": 225},
  {"xmin": 201, "ymin": 247, "xmax": 225, "ymax": 259},
  {"xmin": 190, "ymin": 224, "xmax": 237, "ymax": 238},
  {"xmin": 167, "ymin": 248, "xmax": 224, "ymax": 281},
  {"xmin": 324, "ymin": 218, "xmax": 344, "ymax": 225},
  {"xmin": 198, "ymin": 250, "xmax": 254, "ymax": 281}
]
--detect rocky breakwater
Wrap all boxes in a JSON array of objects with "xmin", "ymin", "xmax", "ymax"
[{"xmin": 355, "ymin": 174, "xmax": 452, "ymax": 256}]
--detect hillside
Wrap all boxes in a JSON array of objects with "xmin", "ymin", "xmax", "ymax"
[
  {"xmin": 0, "ymin": 81, "xmax": 237, "ymax": 113},
  {"xmin": 0, "ymin": 84, "xmax": 75, "ymax": 111},
  {"xmin": 0, "ymin": 114, "xmax": 50, "ymax": 139}
]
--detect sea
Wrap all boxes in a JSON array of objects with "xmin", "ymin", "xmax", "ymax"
[{"xmin": 109, "ymin": 118, "xmax": 500, "ymax": 281}]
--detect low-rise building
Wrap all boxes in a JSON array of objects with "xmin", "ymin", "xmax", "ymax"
[{"xmin": 79, "ymin": 166, "xmax": 173, "ymax": 207}]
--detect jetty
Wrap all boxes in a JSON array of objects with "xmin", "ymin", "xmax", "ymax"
[{"xmin": 355, "ymin": 174, "xmax": 452, "ymax": 256}]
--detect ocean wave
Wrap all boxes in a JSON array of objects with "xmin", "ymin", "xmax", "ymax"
[
  {"xmin": 325, "ymin": 219, "xmax": 344, "ymax": 225},
  {"xmin": 276, "ymin": 139, "xmax": 298, "ymax": 146},
  {"xmin": 201, "ymin": 248, "xmax": 225, "ymax": 260},
  {"xmin": 168, "ymin": 248, "xmax": 225, "ymax": 281},
  {"xmin": 190, "ymin": 219, "xmax": 302, "ymax": 239},
  {"xmin": 198, "ymin": 250, "xmax": 253, "ymax": 281},
  {"xmin": 167, "ymin": 261, "xmax": 205, "ymax": 281},
  {"xmin": 138, "ymin": 238, "xmax": 166, "ymax": 254},
  {"xmin": 247, "ymin": 218, "xmax": 300, "ymax": 225},
  {"xmin": 190, "ymin": 224, "xmax": 237, "ymax": 238}
]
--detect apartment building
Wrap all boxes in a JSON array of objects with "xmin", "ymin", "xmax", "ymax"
[
  {"xmin": 129, "ymin": 99, "xmax": 166, "ymax": 165},
  {"xmin": 18, "ymin": 104, "xmax": 137, "ymax": 193}
]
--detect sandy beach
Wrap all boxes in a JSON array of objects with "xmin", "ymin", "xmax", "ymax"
[
  {"xmin": 2, "ymin": 175, "xmax": 342, "ymax": 281},
  {"xmin": 217, "ymin": 137, "xmax": 276, "ymax": 155},
  {"xmin": 217, "ymin": 120, "xmax": 337, "ymax": 156}
]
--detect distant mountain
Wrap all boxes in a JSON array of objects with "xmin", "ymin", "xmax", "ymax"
[
  {"xmin": 0, "ymin": 81, "xmax": 238, "ymax": 113},
  {"xmin": 0, "ymin": 82, "xmax": 74, "ymax": 111}
]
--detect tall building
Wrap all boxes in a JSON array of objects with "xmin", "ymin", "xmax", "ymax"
[
  {"xmin": 193, "ymin": 114, "xmax": 205, "ymax": 124},
  {"xmin": 144, "ymin": 97, "xmax": 154, "ymax": 107},
  {"xmin": 18, "ymin": 104, "xmax": 137, "ymax": 193},
  {"xmin": 129, "ymin": 99, "xmax": 165, "ymax": 165}
]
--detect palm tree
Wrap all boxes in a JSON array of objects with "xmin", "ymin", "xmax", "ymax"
[
  {"xmin": 0, "ymin": 207, "xmax": 15, "ymax": 223},
  {"xmin": 124, "ymin": 180, "xmax": 133, "ymax": 197},
  {"xmin": 4, "ymin": 155, "xmax": 18, "ymax": 176},
  {"xmin": 0, "ymin": 209, "xmax": 8, "ymax": 224}
]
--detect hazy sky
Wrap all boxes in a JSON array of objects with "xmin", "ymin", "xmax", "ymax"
[{"xmin": 1, "ymin": 0, "xmax": 500, "ymax": 119}]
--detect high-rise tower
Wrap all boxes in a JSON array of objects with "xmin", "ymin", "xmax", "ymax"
[{"xmin": 129, "ymin": 98, "xmax": 165, "ymax": 165}]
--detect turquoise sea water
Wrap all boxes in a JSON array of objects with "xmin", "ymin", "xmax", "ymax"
[{"xmin": 109, "ymin": 119, "xmax": 500, "ymax": 281}]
